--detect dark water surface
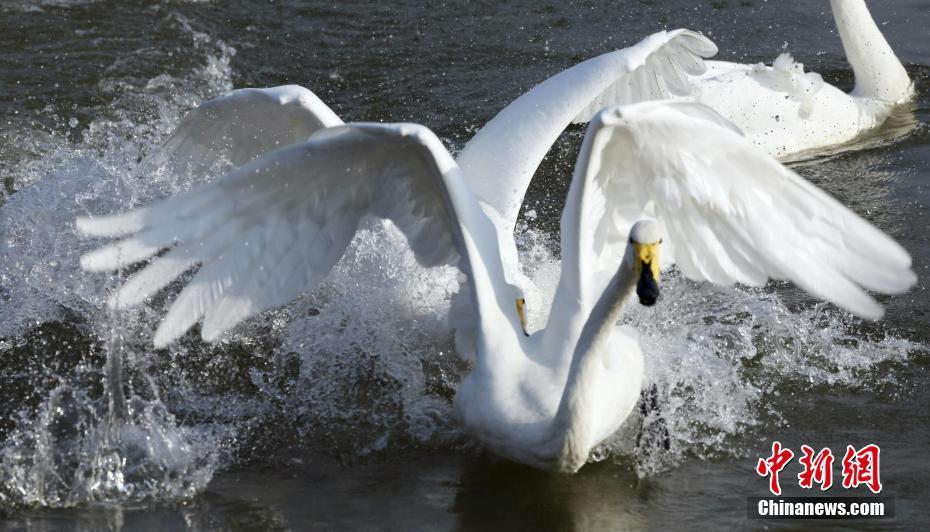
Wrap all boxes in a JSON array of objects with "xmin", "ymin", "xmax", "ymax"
[{"xmin": 1, "ymin": 0, "xmax": 928, "ymax": 530}]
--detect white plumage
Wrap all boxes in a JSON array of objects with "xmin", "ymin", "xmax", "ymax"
[
  {"xmin": 158, "ymin": 85, "xmax": 344, "ymax": 175},
  {"xmin": 78, "ymin": 98, "xmax": 915, "ymax": 471},
  {"xmin": 458, "ymin": 0, "xmax": 913, "ymax": 246},
  {"xmin": 563, "ymin": 102, "xmax": 915, "ymax": 320},
  {"xmin": 456, "ymin": 29, "xmax": 719, "ymax": 242}
]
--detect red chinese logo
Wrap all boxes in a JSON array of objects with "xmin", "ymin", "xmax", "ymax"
[
  {"xmin": 756, "ymin": 441, "xmax": 794, "ymax": 495},
  {"xmin": 798, "ymin": 445, "xmax": 834, "ymax": 491},
  {"xmin": 842, "ymin": 444, "xmax": 882, "ymax": 494},
  {"xmin": 757, "ymin": 442, "xmax": 882, "ymax": 494}
]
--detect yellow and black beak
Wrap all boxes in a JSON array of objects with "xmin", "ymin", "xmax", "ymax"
[
  {"xmin": 634, "ymin": 242, "xmax": 661, "ymax": 307},
  {"xmin": 515, "ymin": 298, "xmax": 529, "ymax": 336}
]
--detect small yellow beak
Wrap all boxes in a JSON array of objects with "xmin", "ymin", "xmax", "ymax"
[
  {"xmin": 633, "ymin": 242, "xmax": 661, "ymax": 282},
  {"xmin": 633, "ymin": 241, "xmax": 662, "ymax": 307},
  {"xmin": 515, "ymin": 298, "xmax": 529, "ymax": 336}
]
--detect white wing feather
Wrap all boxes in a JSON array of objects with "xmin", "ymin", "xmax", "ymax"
[
  {"xmin": 157, "ymin": 85, "xmax": 344, "ymax": 178},
  {"xmin": 457, "ymin": 29, "xmax": 717, "ymax": 235},
  {"xmin": 77, "ymin": 123, "xmax": 511, "ymax": 349},
  {"xmin": 561, "ymin": 101, "xmax": 915, "ymax": 319},
  {"xmin": 570, "ymin": 30, "xmax": 717, "ymax": 124}
]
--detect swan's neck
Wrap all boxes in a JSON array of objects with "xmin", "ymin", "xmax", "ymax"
[
  {"xmin": 831, "ymin": 0, "xmax": 912, "ymax": 103},
  {"xmin": 457, "ymin": 43, "xmax": 661, "ymax": 236},
  {"xmin": 546, "ymin": 255, "xmax": 638, "ymax": 471}
]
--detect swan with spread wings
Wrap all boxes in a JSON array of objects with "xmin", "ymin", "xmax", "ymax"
[
  {"xmin": 120, "ymin": 28, "xmax": 721, "ymax": 286},
  {"xmin": 119, "ymin": 7, "xmax": 913, "ymax": 281},
  {"xmin": 78, "ymin": 99, "xmax": 914, "ymax": 471}
]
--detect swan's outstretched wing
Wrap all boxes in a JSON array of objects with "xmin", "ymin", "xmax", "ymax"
[
  {"xmin": 158, "ymin": 85, "xmax": 344, "ymax": 178},
  {"xmin": 78, "ymin": 123, "xmax": 519, "ymax": 351},
  {"xmin": 561, "ymin": 101, "xmax": 915, "ymax": 319},
  {"xmin": 457, "ymin": 29, "xmax": 717, "ymax": 235}
]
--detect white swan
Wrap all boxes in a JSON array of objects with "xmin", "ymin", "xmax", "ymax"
[
  {"xmin": 77, "ymin": 100, "xmax": 915, "ymax": 471},
  {"xmin": 131, "ymin": 3, "xmax": 913, "ymax": 273},
  {"xmin": 457, "ymin": 0, "xmax": 914, "ymax": 245},
  {"xmin": 140, "ymin": 30, "xmax": 721, "ymax": 282},
  {"xmin": 694, "ymin": 0, "xmax": 914, "ymax": 159}
]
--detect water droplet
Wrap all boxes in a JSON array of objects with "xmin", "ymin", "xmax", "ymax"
[{"xmin": 68, "ymin": 117, "xmax": 79, "ymax": 129}]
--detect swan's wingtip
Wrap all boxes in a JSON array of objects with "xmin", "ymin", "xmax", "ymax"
[
  {"xmin": 75, "ymin": 215, "xmax": 102, "ymax": 237},
  {"xmin": 864, "ymin": 307, "xmax": 885, "ymax": 322},
  {"xmin": 78, "ymin": 252, "xmax": 94, "ymax": 271},
  {"xmin": 75, "ymin": 211, "xmax": 145, "ymax": 238},
  {"xmin": 75, "ymin": 216, "xmax": 89, "ymax": 234},
  {"xmin": 899, "ymin": 268, "xmax": 919, "ymax": 294},
  {"xmin": 79, "ymin": 250, "xmax": 114, "ymax": 273},
  {"xmin": 850, "ymin": 297, "xmax": 885, "ymax": 322},
  {"xmin": 673, "ymin": 29, "xmax": 718, "ymax": 58},
  {"xmin": 152, "ymin": 327, "xmax": 176, "ymax": 350}
]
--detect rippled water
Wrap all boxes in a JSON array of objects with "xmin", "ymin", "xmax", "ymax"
[{"xmin": 1, "ymin": 0, "xmax": 928, "ymax": 529}]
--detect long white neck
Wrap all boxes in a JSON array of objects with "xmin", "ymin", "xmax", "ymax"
[
  {"xmin": 831, "ymin": 0, "xmax": 912, "ymax": 103},
  {"xmin": 457, "ymin": 31, "xmax": 701, "ymax": 237},
  {"xmin": 456, "ymin": 50, "xmax": 631, "ymax": 238},
  {"xmin": 546, "ymin": 254, "xmax": 638, "ymax": 471}
]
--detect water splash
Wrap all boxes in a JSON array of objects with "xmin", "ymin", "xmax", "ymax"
[
  {"xmin": 0, "ymin": 7, "xmax": 923, "ymax": 512},
  {"xmin": 0, "ymin": 7, "xmax": 234, "ymax": 508},
  {"xmin": 614, "ymin": 273, "xmax": 915, "ymax": 476},
  {"xmin": 3, "ymin": 129, "xmax": 921, "ymax": 507},
  {"xmin": 0, "ymin": 380, "xmax": 218, "ymax": 507}
]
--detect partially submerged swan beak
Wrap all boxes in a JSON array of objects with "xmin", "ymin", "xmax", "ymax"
[
  {"xmin": 515, "ymin": 298, "xmax": 529, "ymax": 336},
  {"xmin": 634, "ymin": 242, "xmax": 661, "ymax": 306}
]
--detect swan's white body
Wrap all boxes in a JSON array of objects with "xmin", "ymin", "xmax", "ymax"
[
  {"xmin": 636, "ymin": 0, "xmax": 912, "ymax": 161},
  {"xmin": 73, "ymin": 0, "xmax": 917, "ymax": 472},
  {"xmin": 694, "ymin": 0, "xmax": 914, "ymax": 158},
  {"xmin": 78, "ymin": 96, "xmax": 915, "ymax": 471},
  {"xmin": 688, "ymin": 0, "xmax": 913, "ymax": 159},
  {"xmin": 648, "ymin": 0, "xmax": 914, "ymax": 159},
  {"xmin": 694, "ymin": 56, "xmax": 889, "ymax": 159}
]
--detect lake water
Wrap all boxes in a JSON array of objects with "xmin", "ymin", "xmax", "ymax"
[{"xmin": 0, "ymin": 0, "xmax": 928, "ymax": 530}]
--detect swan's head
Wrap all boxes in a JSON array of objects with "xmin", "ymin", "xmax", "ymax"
[{"xmin": 629, "ymin": 220, "xmax": 663, "ymax": 306}]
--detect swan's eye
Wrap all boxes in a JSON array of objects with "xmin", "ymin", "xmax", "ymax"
[{"xmin": 659, "ymin": 238, "xmax": 663, "ymax": 244}]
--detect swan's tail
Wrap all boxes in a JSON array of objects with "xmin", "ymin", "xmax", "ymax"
[{"xmin": 831, "ymin": 0, "xmax": 913, "ymax": 103}]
